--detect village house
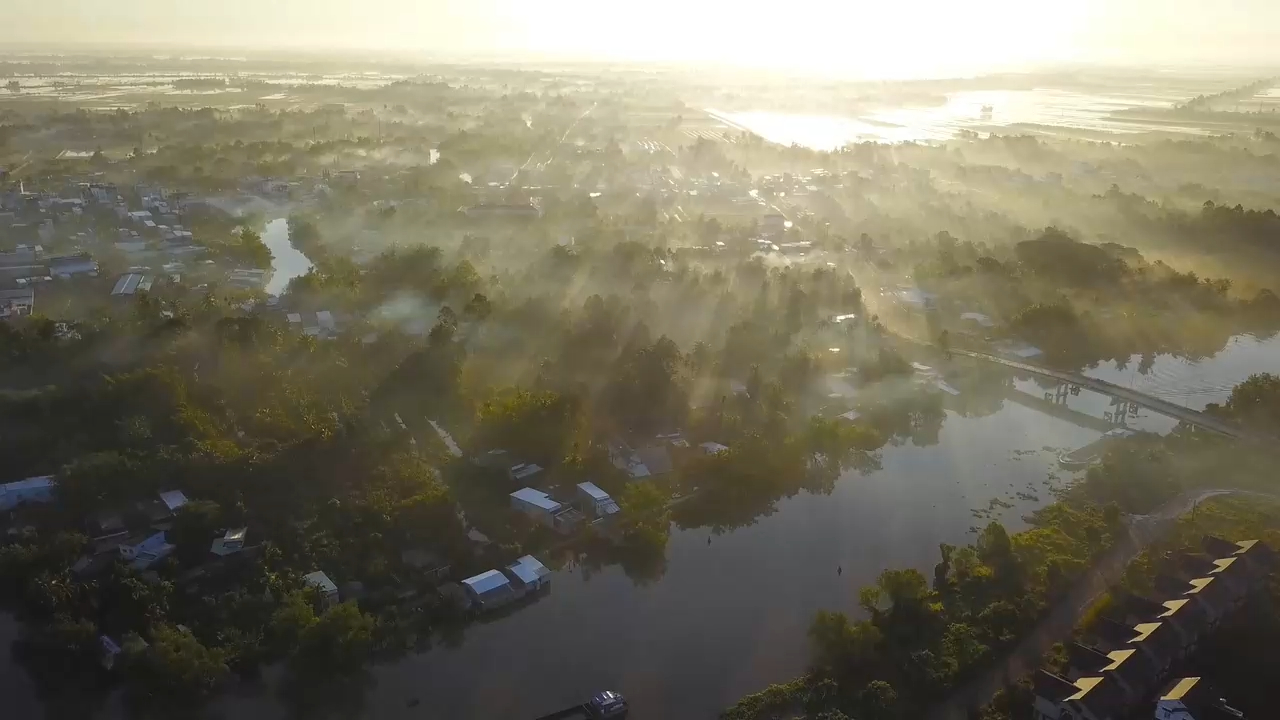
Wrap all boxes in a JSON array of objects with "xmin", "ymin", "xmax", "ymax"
[{"xmin": 304, "ymin": 570, "xmax": 340, "ymax": 608}]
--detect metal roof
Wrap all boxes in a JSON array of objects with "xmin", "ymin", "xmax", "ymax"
[
  {"xmin": 577, "ymin": 482, "xmax": 610, "ymax": 501},
  {"xmin": 2, "ymin": 476, "xmax": 55, "ymax": 491},
  {"xmin": 511, "ymin": 487, "xmax": 561, "ymax": 512},
  {"xmin": 507, "ymin": 555, "xmax": 551, "ymax": 586},
  {"xmin": 461, "ymin": 569, "xmax": 511, "ymax": 595},
  {"xmin": 159, "ymin": 490, "xmax": 189, "ymax": 512},
  {"xmin": 304, "ymin": 571, "xmax": 338, "ymax": 593}
]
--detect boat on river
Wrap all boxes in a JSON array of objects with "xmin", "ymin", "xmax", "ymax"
[{"xmin": 534, "ymin": 691, "xmax": 628, "ymax": 720}]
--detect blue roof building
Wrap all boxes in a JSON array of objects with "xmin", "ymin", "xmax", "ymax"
[
  {"xmin": 0, "ymin": 476, "xmax": 55, "ymax": 511},
  {"xmin": 506, "ymin": 555, "xmax": 552, "ymax": 592},
  {"xmin": 461, "ymin": 569, "xmax": 516, "ymax": 609}
]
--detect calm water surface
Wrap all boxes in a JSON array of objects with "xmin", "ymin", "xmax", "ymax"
[{"xmin": 262, "ymin": 217, "xmax": 314, "ymax": 295}]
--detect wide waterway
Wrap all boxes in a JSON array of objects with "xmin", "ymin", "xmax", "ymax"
[{"xmin": 4, "ymin": 334, "xmax": 1277, "ymax": 720}]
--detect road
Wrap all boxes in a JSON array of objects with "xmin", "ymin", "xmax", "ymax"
[
  {"xmin": 953, "ymin": 349, "xmax": 1267, "ymax": 442},
  {"xmin": 925, "ymin": 488, "xmax": 1277, "ymax": 720}
]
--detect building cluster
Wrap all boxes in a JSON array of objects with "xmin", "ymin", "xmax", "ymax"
[
  {"xmin": 459, "ymin": 554, "xmax": 552, "ymax": 610},
  {"xmin": 1033, "ymin": 537, "xmax": 1272, "ymax": 720}
]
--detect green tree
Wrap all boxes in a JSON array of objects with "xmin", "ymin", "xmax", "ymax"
[
  {"xmin": 125, "ymin": 624, "xmax": 230, "ymax": 705},
  {"xmin": 291, "ymin": 601, "xmax": 376, "ymax": 677}
]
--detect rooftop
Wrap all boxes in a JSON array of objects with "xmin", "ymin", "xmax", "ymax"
[
  {"xmin": 577, "ymin": 482, "xmax": 610, "ymax": 501},
  {"xmin": 461, "ymin": 569, "xmax": 510, "ymax": 595},
  {"xmin": 507, "ymin": 555, "xmax": 551, "ymax": 586},
  {"xmin": 304, "ymin": 570, "xmax": 338, "ymax": 594},
  {"xmin": 1162, "ymin": 677, "xmax": 1201, "ymax": 701},
  {"xmin": 159, "ymin": 489, "xmax": 189, "ymax": 512},
  {"xmin": 2, "ymin": 476, "xmax": 55, "ymax": 491},
  {"xmin": 511, "ymin": 487, "xmax": 561, "ymax": 512}
]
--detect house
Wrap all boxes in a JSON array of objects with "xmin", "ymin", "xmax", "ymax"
[
  {"xmin": 1097, "ymin": 648, "xmax": 1159, "ymax": 708},
  {"xmin": 1202, "ymin": 536, "xmax": 1275, "ymax": 575},
  {"xmin": 111, "ymin": 272, "xmax": 153, "ymax": 296},
  {"xmin": 210, "ymin": 527, "xmax": 248, "ymax": 557},
  {"xmin": 1032, "ymin": 671, "xmax": 1126, "ymax": 720},
  {"xmin": 1181, "ymin": 575, "xmax": 1244, "ymax": 625},
  {"xmin": 159, "ymin": 490, "xmax": 189, "ymax": 514},
  {"xmin": 0, "ymin": 287, "xmax": 35, "ymax": 318},
  {"xmin": 119, "ymin": 532, "xmax": 175, "ymax": 570},
  {"xmin": 48, "ymin": 253, "xmax": 98, "ymax": 278},
  {"xmin": 1155, "ymin": 677, "xmax": 1246, "ymax": 720},
  {"xmin": 511, "ymin": 487, "xmax": 562, "ymax": 524},
  {"xmin": 304, "ymin": 571, "xmax": 340, "ymax": 608},
  {"xmin": 461, "ymin": 569, "xmax": 516, "ymax": 609},
  {"xmin": 1062, "ymin": 641, "xmax": 1157, "ymax": 711},
  {"xmin": 509, "ymin": 463, "xmax": 545, "ymax": 484},
  {"xmin": 287, "ymin": 310, "xmax": 339, "ymax": 338},
  {"xmin": 505, "ymin": 555, "xmax": 552, "ymax": 593},
  {"xmin": 1154, "ymin": 598, "xmax": 1211, "ymax": 654},
  {"xmin": 510, "ymin": 487, "xmax": 583, "ymax": 532},
  {"xmin": 577, "ymin": 482, "xmax": 620, "ymax": 519},
  {"xmin": 699, "ymin": 442, "xmax": 729, "ymax": 455},
  {"xmin": 0, "ymin": 476, "xmax": 56, "ymax": 511},
  {"xmin": 1126, "ymin": 622, "xmax": 1182, "ymax": 677}
]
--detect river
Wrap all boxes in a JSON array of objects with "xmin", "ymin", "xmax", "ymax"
[
  {"xmin": 261, "ymin": 217, "xmax": 313, "ymax": 296},
  {"xmin": 5, "ymin": 334, "xmax": 1277, "ymax": 720}
]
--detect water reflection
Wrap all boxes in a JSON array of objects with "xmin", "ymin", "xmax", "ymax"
[
  {"xmin": 709, "ymin": 87, "xmax": 1210, "ymax": 149},
  {"xmin": 261, "ymin": 218, "xmax": 314, "ymax": 296}
]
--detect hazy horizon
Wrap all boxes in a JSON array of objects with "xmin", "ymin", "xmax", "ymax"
[{"xmin": 4, "ymin": 0, "xmax": 1280, "ymax": 80}]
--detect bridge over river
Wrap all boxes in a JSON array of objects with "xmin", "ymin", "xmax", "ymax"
[{"xmin": 952, "ymin": 349, "xmax": 1270, "ymax": 443}]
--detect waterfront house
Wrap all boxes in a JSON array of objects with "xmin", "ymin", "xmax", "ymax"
[
  {"xmin": 304, "ymin": 571, "xmax": 340, "ymax": 608},
  {"xmin": 461, "ymin": 569, "xmax": 515, "ymax": 610},
  {"xmin": 0, "ymin": 476, "xmax": 55, "ymax": 511},
  {"xmin": 506, "ymin": 555, "xmax": 552, "ymax": 594}
]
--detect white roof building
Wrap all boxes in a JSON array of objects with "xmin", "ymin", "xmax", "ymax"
[
  {"xmin": 304, "ymin": 571, "xmax": 339, "ymax": 606},
  {"xmin": 511, "ymin": 487, "xmax": 561, "ymax": 513},
  {"xmin": 699, "ymin": 442, "xmax": 730, "ymax": 455},
  {"xmin": 159, "ymin": 490, "xmax": 189, "ymax": 512},
  {"xmin": 577, "ymin": 482, "xmax": 621, "ymax": 518}
]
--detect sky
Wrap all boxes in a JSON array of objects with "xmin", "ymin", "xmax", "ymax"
[{"xmin": 4, "ymin": 0, "xmax": 1280, "ymax": 78}]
